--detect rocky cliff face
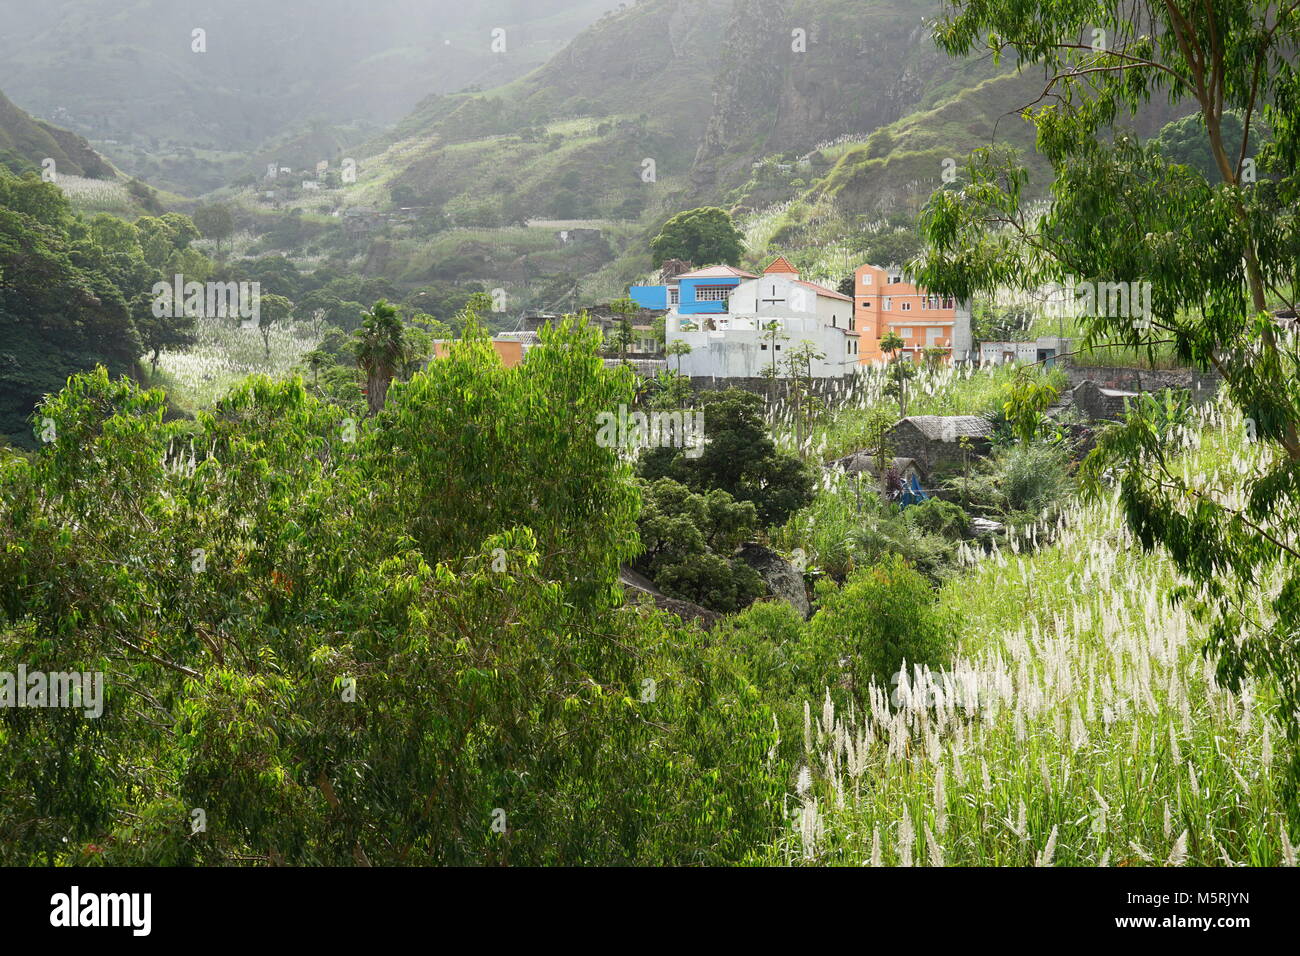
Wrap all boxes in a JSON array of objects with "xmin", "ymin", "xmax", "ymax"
[
  {"xmin": 690, "ymin": 0, "xmax": 1001, "ymax": 194},
  {"xmin": 389, "ymin": 0, "xmax": 1007, "ymax": 210}
]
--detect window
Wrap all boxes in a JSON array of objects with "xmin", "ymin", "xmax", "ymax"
[
  {"xmin": 901, "ymin": 301, "xmax": 912, "ymax": 311},
  {"xmin": 888, "ymin": 272, "xmax": 903, "ymax": 284},
  {"xmin": 898, "ymin": 328, "xmax": 913, "ymax": 338},
  {"xmin": 695, "ymin": 285, "xmax": 731, "ymax": 302},
  {"xmin": 849, "ymin": 316, "xmax": 856, "ymax": 331},
  {"xmin": 861, "ymin": 273, "xmax": 873, "ymax": 286},
  {"xmin": 761, "ymin": 343, "xmax": 768, "ymax": 350},
  {"xmin": 669, "ymin": 288, "xmax": 679, "ymax": 305},
  {"xmin": 883, "ymin": 297, "xmax": 892, "ymax": 311},
  {"xmin": 943, "ymin": 297, "xmax": 955, "ymax": 309}
]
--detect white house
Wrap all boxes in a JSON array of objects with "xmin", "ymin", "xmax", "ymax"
[
  {"xmin": 665, "ymin": 257, "xmax": 859, "ymax": 379},
  {"xmin": 978, "ymin": 336, "xmax": 1071, "ymax": 367}
]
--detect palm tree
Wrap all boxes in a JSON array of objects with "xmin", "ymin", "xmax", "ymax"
[
  {"xmin": 353, "ymin": 299, "xmax": 407, "ymax": 416},
  {"xmin": 305, "ymin": 349, "xmax": 327, "ymax": 387},
  {"xmin": 880, "ymin": 329, "xmax": 907, "ymax": 416}
]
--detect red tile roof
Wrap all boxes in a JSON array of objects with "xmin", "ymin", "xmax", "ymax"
[
  {"xmin": 676, "ymin": 265, "xmax": 758, "ymax": 279},
  {"xmin": 797, "ymin": 280, "xmax": 852, "ymax": 302},
  {"xmin": 763, "ymin": 255, "xmax": 799, "ymax": 275}
]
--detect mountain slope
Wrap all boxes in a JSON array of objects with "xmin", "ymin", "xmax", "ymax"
[
  {"xmin": 0, "ymin": 88, "xmax": 113, "ymax": 179},
  {"xmin": 382, "ymin": 0, "xmax": 1005, "ymax": 204},
  {"xmin": 0, "ymin": 0, "xmax": 625, "ymax": 193},
  {"xmin": 303, "ymin": 0, "xmax": 1018, "ymax": 300},
  {"xmin": 217, "ymin": 0, "xmax": 1195, "ymax": 306}
]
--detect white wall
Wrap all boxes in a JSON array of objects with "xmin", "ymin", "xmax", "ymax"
[{"xmin": 667, "ymin": 314, "xmax": 855, "ymax": 378}]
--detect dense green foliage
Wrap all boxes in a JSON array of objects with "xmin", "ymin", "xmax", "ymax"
[
  {"xmin": 640, "ymin": 389, "xmax": 814, "ymax": 527},
  {"xmin": 0, "ymin": 322, "xmax": 789, "ymax": 865},
  {"xmin": 0, "ymin": 168, "xmax": 167, "ymax": 446},
  {"xmin": 649, "ymin": 207, "xmax": 745, "ymax": 268},
  {"xmin": 807, "ymin": 556, "xmax": 956, "ymax": 705},
  {"xmin": 916, "ymin": 0, "xmax": 1300, "ymax": 793},
  {"xmin": 1152, "ymin": 110, "xmax": 1264, "ymax": 183},
  {"xmin": 633, "ymin": 478, "xmax": 765, "ymax": 613},
  {"xmin": 715, "ymin": 555, "xmax": 958, "ymax": 759}
]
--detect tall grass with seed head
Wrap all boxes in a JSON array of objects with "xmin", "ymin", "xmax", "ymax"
[
  {"xmin": 764, "ymin": 398, "xmax": 1295, "ymax": 865},
  {"xmin": 149, "ymin": 317, "xmax": 324, "ymax": 412}
]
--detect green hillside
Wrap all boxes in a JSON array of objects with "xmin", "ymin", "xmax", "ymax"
[
  {"xmin": 0, "ymin": 0, "xmax": 626, "ymax": 194},
  {"xmin": 201, "ymin": 0, "xmax": 1199, "ymax": 308},
  {"xmin": 0, "ymin": 88, "xmax": 113, "ymax": 180},
  {"xmin": 223, "ymin": 0, "xmax": 1028, "ymax": 306}
]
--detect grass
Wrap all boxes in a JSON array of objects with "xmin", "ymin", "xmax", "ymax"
[
  {"xmin": 766, "ymin": 362, "xmax": 1062, "ymax": 463},
  {"xmin": 147, "ymin": 318, "xmax": 324, "ymax": 414},
  {"xmin": 760, "ymin": 398, "xmax": 1296, "ymax": 865},
  {"xmin": 56, "ymin": 174, "xmax": 135, "ymax": 214}
]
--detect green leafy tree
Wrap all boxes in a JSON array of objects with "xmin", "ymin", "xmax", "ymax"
[
  {"xmin": 634, "ymin": 478, "xmax": 766, "ymax": 612},
  {"xmin": 241, "ymin": 255, "xmax": 302, "ymax": 300},
  {"xmin": 783, "ymin": 341, "xmax": 825, "ymax": 455},
  {"xmin": 1151, "ymin": 110, "xmax": 1264, "ymax": 183},
  {"xmin": 663, "ymin": 340, "xmax": 694, "ymax": 408},
  {"xmin": 640, "ymin": 389, "xmax": 814, "ymax": 526},
  {"xmin": 257, "ymin": 293, "xmax": 294, "ymax": 359},
  {"xmin": 0, "ymin": 327, "xmax": 784, "ymax": 865},
  {"xmin": 649, "ymin": 206, "xmax": 745, "ymax": 267},
  {"xmin": 0, "ymin": 169, "xmax": 139, "ymax": 445},
  {"xmin": 805, "ymin": 555, "xmax": 956, "ymax": 706},
  {"xmin": 135, "ymin": 293, "xmax": 196, "ymax": 376},
  {"xmin": 134, "ymin": 216, "xmax": 193, "ymax": 270},
  {"xmin": 666, "ymin": 339, "xmax": 692, "ymax": 376},
  {"xmin": 608, "ymin": 298, "xmax": 639, "ymax": 364},
  {"xmin": 880, "ymin": 330, "xmax": 907, "ymax": 416},
  {"xmin": 193, "ymin": 203, "xmax": 235, "ymax": 257},
  {"xmin": 856, "ymin": 217, "xmax": 922, "ymax": 270},
  {"xmin": 916, "ymin": 0, "xmax": 1300, "ymax": 791},
  {"xmin": 759, "ymin": 320, "xmax": 789, "ymax": 400}
]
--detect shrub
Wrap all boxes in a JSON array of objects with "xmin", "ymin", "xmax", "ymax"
[
  {"xmin": 805, "ymin": 555, "xmax": 956, "ymax": 704},
  {"xmin": 992, "ymin": 442, "xmax": 1074, "ymax": 516},
  {"xmin": 634, "ymin": 477, "xmax": 766, "ymax": 613},
  {"xmin": 905, "ymin": 497, "xmax": 970, "ymax": 539}
]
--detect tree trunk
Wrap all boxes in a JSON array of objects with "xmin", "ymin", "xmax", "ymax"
[{"xmin": 366, "ymin": 374, "xmax": 389, "ymax": 416}]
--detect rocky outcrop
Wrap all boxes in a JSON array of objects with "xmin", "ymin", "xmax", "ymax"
[
  {"xmin": 736, "ymin": 543, "xmax": 809, "ymax": 619},
  {"xmin": 619, "ymin": 565, "xmax": 721, "ymax": 629}
]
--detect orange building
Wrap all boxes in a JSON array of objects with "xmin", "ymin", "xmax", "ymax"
[
  {"xmin": 433, "ymin": 338, "xmax": 525, "ymax": 368},
  {"xmin": 853, "ymin": 264, "xmax": 970, "ymax": 365}
]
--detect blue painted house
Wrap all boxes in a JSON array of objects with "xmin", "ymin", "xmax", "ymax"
[{"xmin": 629, "ymin": 265, "xmax": 757, "ymax": 315}]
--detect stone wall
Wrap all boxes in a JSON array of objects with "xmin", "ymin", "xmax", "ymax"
[
  {"xmin": 686, "ymin": 376, "xmax": 852, "ymax": 401},
  {"xmin": 886, "ymin": 420, "xmax": 991, "ymax": 477},
  {"xmin": 1073, "ymin": 381, "xmax": 1134, "ymax": 421},
  {"xmin": 1064, "ymin": 365, "xmax": 1221, "ymax": 402}
]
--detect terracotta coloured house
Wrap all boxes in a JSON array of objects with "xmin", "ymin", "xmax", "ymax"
[{"xmin": 853, "ymin": 264, "xmax": 973, "ymax": 365}]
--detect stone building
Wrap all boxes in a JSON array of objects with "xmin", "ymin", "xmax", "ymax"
[
  {"xmin": 884, "ymin": 415, "xmax": 994, "ymax": 476},
  {"xmin": 1072, "ymin": 380, "xmax": 1138, "ymax": 421}
]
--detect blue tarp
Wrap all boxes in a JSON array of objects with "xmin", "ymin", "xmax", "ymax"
[{"xmin": 899, "ymin": 474, "xmax": 929, "ymax": 508}]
